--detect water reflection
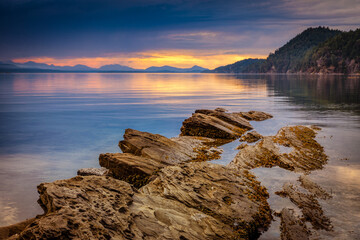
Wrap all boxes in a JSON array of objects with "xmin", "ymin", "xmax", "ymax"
[{"xmin": 0, "ymin": 73, "xmax": 359, "ymax": 238}]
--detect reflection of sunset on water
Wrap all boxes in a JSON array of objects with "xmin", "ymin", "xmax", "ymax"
[{"xmin": 12, "ymin": 73, "xmax": 268, "ymax": 99}]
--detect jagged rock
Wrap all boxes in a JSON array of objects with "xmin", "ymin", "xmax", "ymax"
[
  {"xmin": 119, "ymin": 129, "xmax": 220, "ymax": 164},
  {"xmin": 99, "ymin": 153, "xmax": 165, "ymax": 188},
  {"xmin": 280, "ymin": 208, "xmax": 310, "ymax": 240},
  {"xmin": 77, "ymin": 167, "xmax": 109, "ymax": 176},
  {"xmin": 276, "ymin": 183, "xmax": 332, "ymax": 231},
  {"xmin": 235, "ymin": 111, "xmax": 273, "ymax": 121},
  {"xmin": 229, "ymin": 126, "xmax": 328, "ymax": 173},
  {"xmin": 181, "ymin": 113, "xmax": 249, "ymax": 139},
  {"xmin": 195, "ymin": 109, "xmax": 253, "ymax": 130},
  {"xmin": 240, "ymin": 131, "xmax": 263, "ymax": 143},
  {"xmin": 141, "ymin": 162, "xmax": 272, "ymax": 239},
  {"xmin": 299, "ymin": 175, "xmax": 332, "ymax": 200},
  {"xmin": 13, "ymin": 176, "xmax": 238, "ymax": 239},
  {"xmin": 236, "ymin": 143, "xmax": 248, "ymax": 150}
]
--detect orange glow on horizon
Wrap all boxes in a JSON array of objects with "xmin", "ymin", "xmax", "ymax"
[{"xmin": 12, "ymin": 50, "xmax": 267, "ymax": 69}]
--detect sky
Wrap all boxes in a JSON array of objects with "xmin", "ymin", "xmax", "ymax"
[{"xmin": 1, "ymin": 0, "xmax": 360, "ymax": 69}]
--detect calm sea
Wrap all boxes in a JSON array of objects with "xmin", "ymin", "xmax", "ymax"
[{"xmin": 0, "ymin": 73, "xmax": 359, "ymax": 238}]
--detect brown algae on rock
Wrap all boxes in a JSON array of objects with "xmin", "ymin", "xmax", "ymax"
[{"xmin": 229, "ymin": 125, "xmax": 329, "ymax": 173}]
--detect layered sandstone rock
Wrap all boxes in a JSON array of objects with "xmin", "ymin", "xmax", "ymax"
[
  {"xmin": 239, "ymin": 131, "xmax": 263, "ymax": 143},
  {"xmin": 119, "ymin": 129, "xmax": 220, "ymax": 164},
  {"xmin": 235, "ymin": 111, "xmax": 273, "ymax": 121},
  {"xmin": 141, "ymin": 162, "xmax": 272, "ymax": 239},
  {"xmin": 12, "ymin": 176, "xmax": 236, "ymax": 240},
  {"xmin": 229, "ymin": 126, "xmax": 328, "ymax": 172}
]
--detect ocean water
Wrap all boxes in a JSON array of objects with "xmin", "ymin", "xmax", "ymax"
[{"xmin": 0, "ymin": 73, "xmax": 359, "ymax": 238}]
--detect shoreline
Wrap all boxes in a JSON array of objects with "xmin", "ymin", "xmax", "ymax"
[{"xmin": 1, "ymin": 108, "xmax": 337, "ymax": 240}]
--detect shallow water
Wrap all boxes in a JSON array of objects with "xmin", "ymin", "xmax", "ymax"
[{"xmin": 0, "ymin": 73, "xmax": 359, "ymax": 238}]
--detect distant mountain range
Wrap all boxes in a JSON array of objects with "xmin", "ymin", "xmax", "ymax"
[
  {"xmin": 211, "ymin": 27, "xmax": 360, "ymax": 74},
  {"xmin": 0, "ymin": 61, "xmax": 209, "ymax": 73}
]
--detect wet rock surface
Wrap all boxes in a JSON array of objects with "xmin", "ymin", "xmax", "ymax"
[
  {"xmin": 229, "ymin": 126, "xmax": 328, "ymax": 173},
  {"xmin": 239, "ymin": 131, "xmax": 263, "ymax": 143},
  {"xmin": 276, "ymin": 183, "xmax": 332, "ymax": 231},
  {"xmin": 299, "ymin": 175, "xmax": 332, "ymax": 200},
  {"xmin": 280, "ymin": 208, "xmax": 310, "ymax": 240}
]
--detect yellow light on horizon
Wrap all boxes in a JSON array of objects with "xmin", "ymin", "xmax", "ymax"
[{"xmin": 12, "ymin": 50, "xmax": 267, "ymax": 69}]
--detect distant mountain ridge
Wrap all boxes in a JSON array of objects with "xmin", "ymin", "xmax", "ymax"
[
  {"xmin": 211, "ymin": 27, "xmax": 360, "ymax": 74},
  {"xmin": 0, "ymin": 61, "xmax": 209, "ymax": 73}
]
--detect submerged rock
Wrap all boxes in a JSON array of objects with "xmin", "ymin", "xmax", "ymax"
[
  {"xmin": 240, "ymin": 131, "xmax": 263, "ymax": 143},
  {"xmin": 77, "ymin": 167, "xmax": 109, "ymax": 176},
  {"xmin": 280, "ymin": 208, "xmax": 310, "ymax": 240},
  {"xmin": 299, "ymin": 175, "xmax": 332, "ymax": 200},
  {"xmin": 236, "ymin": 111, "xmax": 273, "ymax": 121},
  {"xmin": 276, "ymin": 183, "xmax": 332, "ymax": 231},
  {"xmin": 141, "ymin": 162, "xmax": 272, "ymax": 239},
  {"xmin": 229, "ymin": 126, "xmax": 328, "ymax": 173}
]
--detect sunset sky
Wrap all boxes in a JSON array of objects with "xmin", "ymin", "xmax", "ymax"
[{"xmin": 1, "ymin": 0, "xmax": 360, "ymax": 69}]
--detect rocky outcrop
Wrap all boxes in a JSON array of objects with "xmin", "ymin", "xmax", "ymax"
[
  {"xmin": 119, "ymin": 129, "xmax": 220, "ymax": 164},
  {"xmin": 235, "ymin": 111, "xmax": 273, "ymax": 121},
  {"xmin": 229, "ymin": 126, "xmax": 328, "ymax": 173},
  {"xmin": 99, "ymin": 153, "xmax": 165, "ymax": 188},
  {"xmin": 141, "ymin": 162, "xmax": 271, "ymax": 239},
  {"xmin": 280, "ymin": 208, "xmax": 310, "ymax": 240},
  {"xmin": 194, "ymin": 109, "xmax": 253, "ymax": 129},
  {"xmin": 12, "ymin": 176, "xmax": 236, "ymax": 240},
  {"xmin": 240, "ymin": 131, "xmax": 263, "ymax": 143},
  {"xmin": 179, "ymin": 108, "xmax": 266, "ymax": 139},
  {"xmin": 276, "ymin": 183, "xmax": 332, "ymax": 231}
]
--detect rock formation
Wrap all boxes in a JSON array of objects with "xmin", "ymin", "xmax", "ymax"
[
  {"xmin": 239, "ymin": 131, "xmax": 263, "ymax": 143},
  {"xmin": 276, "ymin": 183, "xmax": 332, "ymax": 231},
  {"xmin": 229, "ymin": 126, "xmax": 328, "ymax": 172},
  {"xmin": 5, "ymin": 108, "xmax": 337, "ymax": 240},
  {"xmin": 280, "ymin": 208, "xmax": 310, "ymax": 240}
]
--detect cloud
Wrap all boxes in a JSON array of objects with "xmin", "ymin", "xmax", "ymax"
[{"xmin": 1, "ymin": 0, "xmax": 359, "ymax": 64}]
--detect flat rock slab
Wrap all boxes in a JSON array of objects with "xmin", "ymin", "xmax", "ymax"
[
  {"xmin": 99, "ymin": 153, "xmax": 166, "ymax": 188},
  {"xmin": 141, "ymin": 162, "xmax": 272, "ymax": 239},
  {"xmin": 236, "ymin": 111, "xmax": 273, "ymax": 121},
  {"xmin": 181, "ymin": 113, "xmax": 249, "ymax": 139},
  {"xmin": 119, "ymin": 129, "xmax": 219, "ymax": 165},
  {"xmin": 77, "ymin": 167, "xmax": 109, "ymax": 176},
  {"xmin": 229, "ymin": 126, "xmax": 328, "ymax": 173},
  {"xmin": 13, "ymin": 176, "xmax": 238, "ymax": 240},
  {"xmin": 280, "ymin": 208, "xmax": 310, "ymax": 240}
]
